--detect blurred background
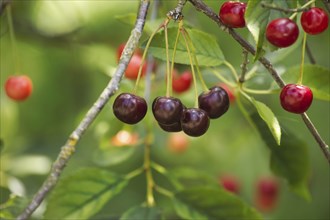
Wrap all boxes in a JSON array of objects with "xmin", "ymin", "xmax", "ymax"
[{"xmin": 0, "ymin": 1, "xmax": 329, "ymax": 219}]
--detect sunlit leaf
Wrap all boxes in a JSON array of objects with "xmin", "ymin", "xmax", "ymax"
[
  {"xmin": 251, "ymin": 113, "xmax": 311, "ymax": 200},
  {"xmin": 146, "ymin": 27, "xmax": 225, "ymax": 66},
  {"xmin": 281, "ymin": 64, "xmax": 330, "ymax": 101},
  {"xmin": 120, "ymin": 205, "xmax": 163, "ymax": 220},
  {"xmin": 44, "ymin": 168, "xmax": 128, "ymax": 219},
  {"xmin": 251, "ymin": 98, "xmax": 281, "ymax": 145},
  {"xmin": 174, "ymin": 187, "xmax": 262, "ymax": 220}
]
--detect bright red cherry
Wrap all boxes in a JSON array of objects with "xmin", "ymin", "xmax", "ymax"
[
  {"xmin": 301, "ymin": 7, "xmax": 329, "ymax": 35},
  {"xmin": 5, "ymin": 75, "xmax": 33, "ymax": 101},
  {"xmin": 266, "ymin": 18, "xmax": 299, "ymax": 48},
  {"xmin": 219, "ymin": 1, "xmax": 247, "ymax": 28},
  {"xmin": 255, "ymin": 177, "xmax": 279, "ymax": 212},
  {"xmin": 117, "ymin": 43, "xmax": 147, "ymax": 80},
  {"xmin": 280, "ymin": 84, "xmax": 313, "ymax": 114},
  {"xmin": 172, "ymin": 70, "xmax": 192, "ymax": 94},
  {"xmin": 219, "ymin": 175, "xmax": 240, "ymax": 194}
]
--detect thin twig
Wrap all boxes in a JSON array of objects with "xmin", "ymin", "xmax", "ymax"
[
  {"xmin": 167, "ymin": 0, "xmax": 186, "ymax": 21},
  {"xmin": 306, "ymin": 42, "xmax": 316, "ymax": 64},
  {"xmin": 188, "ymin": 0, "xmax": 329, "ymax": 163},
  {"xmin": 322, "ymin": 0, "xmax": 330, "ymax": 13},
  {"xmin": 239, "ymin": 49, "xmax": 249, "ymax": 83},
  {"xmin": 16, "ymin": 1, "xmax": 150, "ymax": 219},
  {"xmin": 261, "ymin": 2, "xmax": 309, "ymax": 13}
]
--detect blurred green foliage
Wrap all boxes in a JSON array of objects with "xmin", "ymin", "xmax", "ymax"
[{"xmin": 0, "ymin": 1, "xmax": 329, "ymax": 219}]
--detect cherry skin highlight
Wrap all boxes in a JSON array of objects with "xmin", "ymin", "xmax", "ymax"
[{"xmin": 152, "ymin": 96, "xmax": 184, "ymax": 125}]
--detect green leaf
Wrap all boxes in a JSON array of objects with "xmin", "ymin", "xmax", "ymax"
[
  {"xmin": 44, "ymin": 168, "xmax": 129, "ymax": 219},
  {"xmin": 174, "ymin": 187, "xmax": 262, "ymax": 220},
  {"xmin": 251, "ymin": 98, "xmax": 281, "ymax": 145},
  {"xmin": 93, "ymin": 146, "xmax": 136, "ymax": 167},
  {"xmin": 245, "ymin": 0, "xmax": 290, "ymax": 61},
  {"xmin": 251, "ymin": 113, "xmax": 311, "ymax": 200},
  {"xmin": 0, "ymin": 195, "xmax": 27, "ymax": 219},
  {"xmin": 120, "ymin": 205, "xmax": 163, "ymax": 220},
  {"xmin": 146, "ymin": 27, "xmax": 225, "ymax": 66},
  {"xmin": 281, "ymin": 64, "xmax": 330, "ymax": 101}
]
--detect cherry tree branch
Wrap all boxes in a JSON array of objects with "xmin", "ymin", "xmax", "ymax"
[
  {"xmin": 16, "ymin": 1, "xmax": 150, "ymax": 219},
  {"xmin": 322, "ymin": 0, "xmax": 330, "ymax": 13},
  {"xmin": 188, "ymin": 0, "xmax": 330, "ymax": 163}
]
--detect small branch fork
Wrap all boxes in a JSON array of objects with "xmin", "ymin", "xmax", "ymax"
[
  {"xmin": 16, "ymin": 1, "xmax": 150, "ymax": 219},
  {"xmin": 188, "ymin": 0, "xmax": 330, "ymax": 164}
]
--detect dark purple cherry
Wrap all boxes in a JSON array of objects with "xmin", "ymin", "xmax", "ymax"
[
  {"xmin": 198, "ymin": 86, "xmax": 230, "ymax": 119},
  {"xmin": 181, "ymin": 108, "xmax": 210, "ymax": 137},
  {"xmin": 152, "ymin": 96, "xmax": 184, "ymax": 125},
  {"xmin": 158, "ymin": 121, "xmax": 182, "ymax": 132},
  {"xmin": 113, "ymin": 93, "xmax": 147, "ymax": 124}
]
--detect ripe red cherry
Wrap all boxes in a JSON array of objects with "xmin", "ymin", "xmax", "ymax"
[
  {"xmin": 181, "ymin": 108, "xmax": 210, "ymax": 137},
  {"xmin": 219, "ymin": 175, "xmax": 240, "ymax": 194},
  {"xmin": 5, "ymin": 75, "xmax": 33, "ymax": 101},
  {"xmin": 255, "ymin": 177, "xmax": 279, "ymax": 212},
  {"xmin": 301, "ymin": 7, "xmax": 329, "ymax": 35},
  {"xmin": 280, "ymin": 84, "xmax": 313, "ymax": 114},
  {"xmin": 172, "ymin": 70, "xmax": 192, "ymax": 94},
  {"xmin": 219, "ymin": 1, "xmax": 247, "ymax": 28},
  {"xmin": 198, "ymin": 86, "xmax": 230, "ymax": 119},
  {"xmin": 113, "ymin": 93, "xmax": 147, "ymax": 124},
  {"xmin": 117, "ymin": 43, "xmax": 147, "ymax": 80},
  {"xmin": 266, "ymin": 18, "xmax": 299, "ymax": 48}
]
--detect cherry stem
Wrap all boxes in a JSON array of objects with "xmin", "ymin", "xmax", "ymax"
[
  {"xmin": 239, "ymin": 49, "xmax": 249, "ymax": 83},
  {"xmin": 298, "ymin": 32, "xmax": 307, "ymax": 85},
  {"xmin": 223, "ymin": 61, "xmax": 239, "ymax": 81},
  {"xmin": 236, "ymin": 93, "xmax": 258, "ymax": 131},
  {"xmin": 134, "ymin": 20, "xmax": 168, "ymax": 94},
  {"xmin": 181, "ymin": 27, "xmax": 199, "ymax": 108},
  {"xmin": 243, "ymin": 87, "xmax": 280, "ymax": 95},
  {"xmin": 169, "ymin": 20, "xmax": 183, "ymax": 97},
  {"xmin": 209, "ymin": 68, "xmax": 236, "ymax": 88},
  {"xmin": 182, "ymin": 27, "xmax": 209, "ymax": 92},
  {"xmin": 7, "ymin": 5, "xmax": 20, "ymax": 73},
  {"xmin": 289, "ymin": 0, "xmax": 315, "ymax": 20},
  {"xmin": 164, "ymin": 22, "xmax": 171, "ymax": 97},
  {"xmin": 306, "ymin": 42, "xmax": 316, "ymax": 64}
]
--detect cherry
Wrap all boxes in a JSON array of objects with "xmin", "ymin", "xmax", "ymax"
[
  {"xmin": 301, "ymin": 7, "xmax": 329, "ymax": 35},
  {"xmin": 5, "ymin": 75, "xmax": 33, "ymax": 101},
  {"xmin": 172, "ymin": 70, "xmax": 192, "ymax": 94},
  {"xmin": 219, "ymin": 1, "xmax": 247, "ymax": 28},
  {"xmin": 158, "ymin": 122, "xmax": 182, "ymax": 132},
  {"xmin": 152, "ymin": 96, "xmax": 184, "ymax": 125},
  {"xmin": 255, "ymin": 177, "xmax": 279, "ymax": 212},
  {"xmin": 219, "ymin": 175, "xmax": 240, "ymax": 194},
  {"xmin": 218, "ymin": 83, "xmax": 235, "ymax": 103},
  {"xmin": 198, "ymin": 86, "xmax": 230, "ymax": 119},
  {"xmin": 280, "ymin": 84, "xmax": 313, "ymax": 114},
  {"xmin": 113, "ymin": 93, "xmax": 147, "ymax": 124},
  {"xmin": 266, "ymin": 18, "xmax": 299, "ymax": 48},
  {"xmin": 181, "ymin": 108, "xmax": 210, "ymax": 137},
  {"xmin": 117, "ymin": 43, "xmax": 147, "ymax": 80},
  {"xmin": 167, "ymin": 132, "xmax": 189, "ymax": 153}
]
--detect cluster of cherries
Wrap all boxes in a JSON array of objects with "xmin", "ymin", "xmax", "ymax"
[
  {"xmin": 113, "ymin": 86, "xmax": 229, "ymax": 137},
  {"xmin": 219, "ymin": 1, "xmax": 329, "ymax": 114}
]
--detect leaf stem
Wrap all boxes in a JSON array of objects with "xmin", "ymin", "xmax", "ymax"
[
  {"xmin": 298, "ymin": 32, "xmax": 307, "ymax": 84},
  {"xmin": 144, "ymin": 133, "xmax": 155, "ymax": 207},
  {"xmin": 289, "ymin": 0, "xmax": 316, "ymax": 20},
  {"xmin": 125, "ymin": 167, "xmax": 144, "ymax": 180},
  {"xmin": 239, "ymin": 49, "xmax": 249, "ymax": 83},
  {"xmin": 7, "ymin": 5, "xmax": 20, "ymax": 73},
  {"xmin": 209, "ymin": 68, "xmax": 236, "ymax": 88},
  {"xmin": 261, "ymin": 1, "xmax": 310, "ymax": 14},
  {"xmin": 243, "ymin": 87, "xmax": 280, "ymax": 95},
  {"xmin": 154, "ymin": 185, "xmax": 174, "ymax": 198}
]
